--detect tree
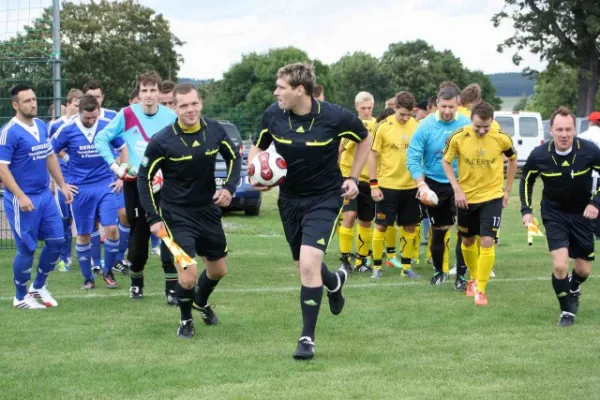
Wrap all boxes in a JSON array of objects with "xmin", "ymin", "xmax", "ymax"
[
  {"xmin": 379, "ymin": 40, "xmax": 501, "ymax": 109},
  {"xmin": 527, "ymin": 63, "xmax": 600, "ymax": 118},
  {"xmin": 0, "ymin": 0, "xmax": 183, "ymax": 109},
  {"xmin": 329, "ymin": 52, "xmax": 389, "ymax": 110},
  {"xmin": 203, "ymin": 47, "xmax": 331, "ymax": 139},
  {"xmin": 492, "ymin": 0, "xmax": 600, "ymax": 116},
  {"xmin": 513, "ymin": 95, "xmax": 529, "ymax": 111}
]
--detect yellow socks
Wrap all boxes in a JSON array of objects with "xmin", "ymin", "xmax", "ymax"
[
  {"xmin": 477, "ymin": 246, "xmax": 496, "ymax": 293},
  {"xmin": 461, "ymin": 241, "xmax": 479, "ymax": 281},
  {"xmin": 412, "ymin": 224, "xmax": 421, "ymax": 261},
  {"xmin": 401, "ymin": 229, "xmax": 416, "ymax": 269},
  {"xmin": 355, "ymin": 225, "xmax": 372, "ymax": 266},
  {"xmin": 372, "ymin": 229, "xmax": 386, "ymax": 270},
  {"xmin": 443, "ymin": 229, "xmax": 451, "ymax": 273},
  {"xmin": 338, "ymin": 226, "xmax": 353, "ymax": 255}
]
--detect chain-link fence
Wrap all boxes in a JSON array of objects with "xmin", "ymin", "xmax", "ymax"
[{"xmin": 0, "ymin": 0, "xmax": 57, "ymax": 249}]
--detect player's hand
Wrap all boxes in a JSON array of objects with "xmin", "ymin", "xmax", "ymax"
[
  {"xmin": 371, "ymin": 187, "xmax": 383, "ymax": 202},
  {"xmin": 454, "ymin": 187, "xmax": 469, "ymax": 209},
  {"xmin": 341, "ymin": 178, "xmax": 359, "ymax": 200},
  {"xmin": 417, "ymin": 183, "xmax": 430, "ymax": 198},
  {"xmin": 61, "ymin": 185, "xmax": 74, "ymax": 204},
  {"xmin": 502, "ymin": 190, "xmax": 510, "ymax": 208},
  {"xmin": 150, "ymin": 221, "xmax": 166, "ymax": 238},
  {"xmin": 213, "ymin": 189, "xmax": 232, "ymax": 207},
  {"xmin": 111, "ymin": 162, "xmax": 137, "ymax": 182},
  {"xmin": 583, "ymin": 204, "xmax": 599, "ymax": 220},
  {"xmin": 17, "ymin": 194, "xmax": 34, "ymax": 212},
  {"xmin": 250, "ymin": 180, "xmax": 272, "ymax": 192},
  {"xmin": 522, "ymin": 213, "xmax": 534, "ymax": 226},
  {"xmin": 66, "ymin": 184, "xmax": 79, "ymax": 196},
  {"xmin": 109, "ymin": 179, "xmax": 123, "ymax": 194}
]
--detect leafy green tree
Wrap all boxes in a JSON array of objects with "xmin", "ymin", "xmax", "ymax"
[
  {"xmin": 379, "ymin": 40, "xmax": 501, "ymax": 109},
  {"xmin": 0, "ymin": 0, "xmax": 183, "ymax": 110},
  {"xmin": 329, "ymin": 52, "xmax": 389, "ymax": 110},
  {"xmin": 513, "ymin": 95, "xmax": 529, "ymax": 111},
  {"xmin": 203, "ymin": 47, "xmax": 331, "ymax": 139},
  {"xmin": 492, "ymin": 0, "xmax": 600, "ymax": 116}
]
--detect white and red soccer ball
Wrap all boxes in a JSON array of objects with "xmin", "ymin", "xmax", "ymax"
[
  {"xmin": 248, "ymin": 151, "xmax": 287, "ymax": 187},
  {"xmin": 152, "ymin": 169, "xmax": 163, "ymax": 193}
]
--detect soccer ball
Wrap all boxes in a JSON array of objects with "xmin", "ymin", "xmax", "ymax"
[
  {"xmin": 418, "ymin": 188, "xmax": 439, "ymax": 206},
  {"xmin": 152, "ymin": 169, "xmax": 163, "ymax": 193},
  {"xmin": 248, "ymin": 151, "xmax": 287, "ymax": 187}
]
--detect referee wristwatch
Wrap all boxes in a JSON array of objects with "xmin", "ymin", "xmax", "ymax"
[{"xmin": 347, "ymin": 177, "xmax": 359, "ymax": 185}]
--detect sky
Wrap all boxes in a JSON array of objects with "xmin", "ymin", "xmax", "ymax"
[
  {"xmin": 2, "ymin": 0, "xmax": 546, "ymax": 79},
  {"xmin": 145, "ymin": 0, "xmax": 547, "ymax": 79}
]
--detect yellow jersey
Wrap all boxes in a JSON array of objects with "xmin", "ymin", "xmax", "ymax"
[
  {"xmin": 340, "ymin": 117, "xmax": 375, "ymax": 182},
  {"xmin": 443, "ymin": 125, "xmax": 517, "ymax": 204},
  {"xmin": 457, "ymin": 106, "xmax": 502, "ymax": 130},
  {"xmin": 371, "ymin": 115, "xmax": 418, "ymax": 190}
]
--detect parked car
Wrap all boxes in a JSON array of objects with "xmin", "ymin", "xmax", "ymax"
[
  {"xmin": 494, "ymin": 111, "xmax": 544, "ymax": 167},
  {"xmin": 214, "ymin": 121, "xmax": 261, "ymax": 216}
]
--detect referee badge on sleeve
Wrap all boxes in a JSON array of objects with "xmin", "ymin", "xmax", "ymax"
[{"xmin": 141, "ymin": 156, "xmax": 149, "ymax": 167}]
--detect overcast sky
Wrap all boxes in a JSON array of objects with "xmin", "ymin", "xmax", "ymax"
[{"xmin": 3, "ymin": 0, "xmax": 546, "ymax": 79}]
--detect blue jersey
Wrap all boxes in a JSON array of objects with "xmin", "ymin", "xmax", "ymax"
[
  {"xmin": 0, "ymin": 117, "xmax": 53, "ymax": 196},
  {"xmin": 95, "ymin": 104, "xmax": 176, "ymax": 169},
  {"xmin": 407, "ymin": 112, "xmax": 471, "ymax": 184},
  {"xmin": 100, "ymin": 108, "xmax": 117, "ymax": 120},
  {"xmin": 51, "ymin": 116, "xmax": 125, "ymax": 186},
  {"xmin": 48, "ymin": 116, "xmax": 74, "ymax": 182}
]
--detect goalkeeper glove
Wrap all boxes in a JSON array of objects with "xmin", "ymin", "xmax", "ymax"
[{"xmin": 110, "ymin": 162, "xmax": 137, "ymax": 182}]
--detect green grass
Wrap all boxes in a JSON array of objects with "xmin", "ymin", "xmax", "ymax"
[{"xmin": 1, "ymin": 185, "xmax": 599, "ymax": 399}]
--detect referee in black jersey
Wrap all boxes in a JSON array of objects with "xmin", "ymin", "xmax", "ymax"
[
  {"xmin": 520, "ymin": 106, "xmax": 600, "ymax": 327},
  {"xmin": 137, "ymin": 84, "xmax": 241, "ymax": 338},
  {"xmin": 249, "ymin": 62, "xmax": 371, "ymax": 360}
]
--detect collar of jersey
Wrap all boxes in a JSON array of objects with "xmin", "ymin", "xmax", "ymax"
[
  {"xmin": 434, "ymin": 111, "xmax": 460, "ymax": 122},
  {"xmin": 283, "ymin": 98, "xmax": 321, "ymax": 118},
  {"xmin": 547, "ymin": 138, "xmax": 581, "ymax": 153},
  {"xmin": 175, "ymin": 118, "xmax": 206, "ymax": 134}
]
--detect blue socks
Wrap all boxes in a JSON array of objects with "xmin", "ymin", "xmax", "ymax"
[
  {"xmin": 103, "ymin": 238, "xmax": 119, "ymax": 274},
  {"xmin": 13, "ymin": 248, "xmax": 35, "ymax": 300},
  {"xmin": 60, "ymin": 218, "xmax": 72, "ymax": 263},
  {"xmin": 76, "ymin": 242, "xmax": 93, "ymax": 282},
  {"xmin": 151, "ymin": 234, "xmax": 160, "ymax": 248},
  {"xmin": 33, "ymin": 238, "xmax": 63, "ymax": 289},
  {"xmin": 90, "ymin": 230, "xmax": 102, "ymax": 267},
  {"xmin": 117, "ymin": 223, "xmax": 130, "ymax": 261}
]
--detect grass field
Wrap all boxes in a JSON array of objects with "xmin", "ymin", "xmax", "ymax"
[{"xmin": 1, "ymin": 185, "xmax": 600, "ymax": 399}]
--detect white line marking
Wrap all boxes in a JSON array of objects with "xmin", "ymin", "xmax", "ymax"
[{"xmin": 0, "ymin": 276, "xmax": 552, "ymax": 301}]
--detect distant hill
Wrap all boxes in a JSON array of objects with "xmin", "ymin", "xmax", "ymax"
[
  {"xmin": 178, "ymin": 77, "xmax": 213, "ymax": 86},
  {"xmin": 488, "ymin": 72, "xmax": 536, "ymax": 97}
]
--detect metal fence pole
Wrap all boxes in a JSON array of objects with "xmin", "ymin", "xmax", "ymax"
[{"xmin": 52, "ymin": 0, "xmax": 61, "ymax": 119}]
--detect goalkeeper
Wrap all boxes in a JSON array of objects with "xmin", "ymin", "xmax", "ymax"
[
  {"xmin": 406, "ymin": 86, "xmax": 470, "ymax": 290},
  {"xmin": 137, "ymin": 83, "xmax": 241, "ymax": 338},
  {"xmin": 95, "ymin": 71, "xmax": 177, "ymax": 301}
]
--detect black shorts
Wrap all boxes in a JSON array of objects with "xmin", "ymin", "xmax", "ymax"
[
  {"xmin": 423, "ymin": 178, "xmax": 456, "ymax": 227},
  {"xmin": 278, "ymin": 192, "xmax": 342, "ymax": 261},
  {"xmin": 160, "ymin": 203, "xmax": 227, "ymax": 261},
  {"xmin": 343, "ymin": 181, "xmax": 375, "ymax": 221},
  {"xmin": 541, "ymin": 203, "xmax": 595, "ymax": 260},
  {"xmin": 374, "ymin": 187, "xmax": 421, "ymax": 227},
  {"xmin": 457, "ymin": 198, "xmax": 503, "ymax": 238}
]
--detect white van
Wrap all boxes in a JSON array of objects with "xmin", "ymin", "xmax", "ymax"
[{"xmin": 494, "ymin": 111, "xmax": 544, "ymax": 167}]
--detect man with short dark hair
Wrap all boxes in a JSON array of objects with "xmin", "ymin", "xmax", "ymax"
[
  {"xmin": 442, "ymin": 102, "xmax": 518, "ymax": 305},
  {"xmin": 159, "ymin": 80, "xmax": 176, "ymax": 110},
  {"xmin": 313, "ymin": 84, "xmax": 325, "ymax": 101},
  {"xmin": 95, "ymin": 71, "xmax": 178, "ymax": 303},
  {"xmin": 138, "ymin": 83, "xmax": 241, "ymax": 338},
  {"xmin": 407, "ymin": 86, "xmax": 471, "ymax": 289},
  {"xmin": 249, "ymin": 62, "xmax": 370, "ymax": 360},
  {"xmin": 520, "ymin": 106, "xmax": 600, "ymax": 327},
  {"xmin": 0, "ymin": 84, "xmax": 73, "ymax": 308},
  {"xmin": 51, "ymin": 94, "xmax": 125, "ymax": 289}
]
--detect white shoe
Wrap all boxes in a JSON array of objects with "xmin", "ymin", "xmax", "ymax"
[
  {"xmin": 29, "ymin": 285, "xmax": 59, "ymax": 307},
  {"xmin": 449, "ymin": 266, "xmax": 457, "ymax": 276},
  {"xmin": 13, "ymin": 294, "xmax": 47, "ymax": 309},
  {"xmin": 151, "ymin": 246, "xmax": 161, "ymax": 256},
  {"xmin": 490, "ymin": 269, "xmax": 496, "ymax": 278}
]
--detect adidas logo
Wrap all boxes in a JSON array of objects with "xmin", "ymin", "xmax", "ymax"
[
  {"xmin": 192, "ymin": 140, "xmax": 200, "ymax": 147},
  {"xmin": 557, "ymin": 292, "xmax": 568, "ymax": 297},
  {"xmin": 296, "ymin": 126, "xmax": 305, "ymax": 133},
  {"xmin": 317, "ymin": 238, "xmax": 326, "ymax": 245},
  {"xmin": 561, "ymin": 160, "xmax": 569, "ymax": 167}
]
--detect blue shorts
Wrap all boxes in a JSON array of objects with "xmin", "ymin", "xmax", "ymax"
[
  {"xmin": 116, "ymin": 189, "xmax": 125, "ymax": 210},
  {"xmin": 53, "ymin": 188, "xmax": 71, "ymax": 219},
  {"xmin": 4, "ymin": 189, "xmax": 64, "ymax": 252},
  {"xmin": 71, "ymin": 181, "xmax": 119, "ymax": 235}
]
